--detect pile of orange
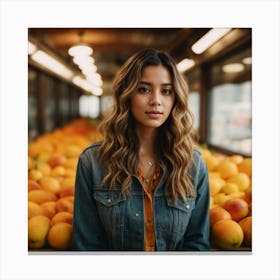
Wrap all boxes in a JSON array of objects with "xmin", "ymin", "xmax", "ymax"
[
  {"xmin": 28, "ymin": 118, "xmax": 103, "ymax": 250},
  {"xmin": 199, "ymin": 147, "xmax": 252, "ymax": 250}
]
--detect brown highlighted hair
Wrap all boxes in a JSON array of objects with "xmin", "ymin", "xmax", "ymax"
[{"xmin": 98, "ymin": 48, "xmax": 196, "ymax": 202}]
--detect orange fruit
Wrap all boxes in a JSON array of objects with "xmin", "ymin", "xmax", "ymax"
[
  {"xmin": 28, "ymin": 169, "xmax": 43, "ymax": 181},
  {"xmin": 36, "ymin": 162, "xmax": 51, "ymax": 176},
  {"xmin": 204, "ymin": 155, "xmax": 220, "ymax": 171},
  {"xmin": 51, "ymin": 211, "xmax": 73, "ymax": 225},
  {"xmin": 39, "ymin": 176, "xmax": 61, "ymax": 195},
  {"xmin": 56, "ymin": 197, "xmax": 74, "ymax": 213},
  {"xmin": 47, "ymin": 222, "xmax": 72, "ymax": 250},
  {"xmin": 209, "ymin": 177, "xmax": 225, "ymax": 196},
  {"xmin": 228, "ymin": 155, "xmax": 244, "ymax": 165},
  {"xmin": 220, "ymin": 183, "xmax": 239, "ymax": 195},
  {"xmin": 28, "ymin": 201, "xmax": 44, "ymax": 219},
  {"xmin": 211, "ymin": 219, "xmax": 244, "ymax": 250},
  {"xmin": 215, "ymin": 160, "xmax": 239, "ymax": 179},
  {"xmin": 41, "ymin": 201, "xmax": 57, "ymax": 219},
  {"xmin": 28, "ymin": 180, "xmax": 41, "ymax": 192},
  {"xmin": 227, "ymin": 172, "xmax": 250, "ymax": 191},
  {"xmin": 237, "ymin": 158, "xmax": 252, "ymax": 177},
  {"xmin": 239, "ymin": 216, "xmax": 252, "ymax": 247},
  {"xmin": 28, "ymin": 190, "xmax": 58, "ymax": 204},
  {"xmin": 213, "ymin": 193, "xmax": 230, "ymax": 206},
  {"xmin": 28, "ymin": 215, "xmax": 51, "ymax": 249},
  {"xmin": 51, "ymin": 166, "xmax": 66, "ymax": 177},
  {"xmin": 223, "ymin": 198, "xmax": 249, "ymax": 222},
  {"xmin": 209, "ymin": 206, "xmax": 231, "ymax": 227}
]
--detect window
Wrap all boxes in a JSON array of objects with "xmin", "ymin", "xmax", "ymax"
[
  {"xmin": 79, "ymin": 95, "xmax": 100, "ymax": 119},
  {"xmin": 189, "ymin": 92, "xmax": 200, "ymax": 131},
  {"xmin": 207, "ymin": 46, "xmax": 252, "ymax": 156},
  {"xmin": 28, "ymin": 68, "xmax": 39, "ymax": 141}
]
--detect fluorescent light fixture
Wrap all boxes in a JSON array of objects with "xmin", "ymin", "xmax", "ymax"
[
  {"xmin": 176, "ymin": 58, "xmax": 195, "ymax": 73},
  {"xmin": 242, "ymin": 57, "xmax": 252, "ymax": 65},
  {"xmin": 72, "ymin": 75, "xmax": 103, "ymax": 96},
  {"xmin": 90, "ymin": 87, "xmax": 103, "ymax": 96},
  {"xmin": 191, "ymin": 28, "xmax": 232, "ymax": 54},
  {"xmin": 68, "ymin": 45, "xmax": 93, "ymax": 56},
  {"xmin": 73, "ymin": 56, "xmax": 95, "ymax": 66},
  {"xmin": 31, "ymin": 50, "xmax": 74, "ymax": 80},
  {"xmin": 28, "ymin": 41, "xmax": 37, "ymax": 55},
  {"xmin": 222, "ymin": 63, "xmax": 245, "ymax": 73}
]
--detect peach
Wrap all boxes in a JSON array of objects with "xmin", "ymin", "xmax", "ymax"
[
  {"xmin": 28, "ymin": 180, "xmax": 41, "ymax": 192},
  {"xmin": 28, "ymin": 169, "xmax": 43, "ymax": 181},
  {"xmin": 56, "ymin": 197, "xmax": 74, "ymax": 213},
  {"xmin": 28, "ymin": 215, "xmax": 51, "ymax": 249},
  {"xmin": 51, "ymin": 166, "xmax": 66, "ymax": 177},
  {"xmin": 211, "ymin": 219, "xmax": 244, "ymax": 250},
  {"xmin": 28, "ymin": 201, "xmax": 44, "ymax": 219},
  {"xmin": 220, "ymin": 183, "xmax": 239, "ymax": 195},
  {"xmin": 28, "ymin": 190, "xmax": 58, "ymax": 204},
  {"xmin": 39, "ymin": 176, "xmax": 61, "ymax": 195},
  {"xmin": 213, "ymin": 193, "xmax": 230, "ymax": 206},
  {"xmin": 61, "ymin": 177, "xmax": 75, "ymax": 188},
  {"xmin": 209, "ymin": 206, "xmax": 231, "ymax": 227},
  {"xmin": 51, "ymin": 211, "xmax": 73, "ymax": 225},
  {"xmin": 223, "ymin": 198, "xmax": 249, "ymax": 222},
  {"xmin": 239, "ymin": 216, "xmax": 252, "ymax": 247},
  {"xmin": 47, "ymin": 222, "xmax": 72, "ymax": 250},
  {"xmin": 41, "ymin": 201, "xmax": 57, "ymax": 219},
  {"xmin": 36, "ymin": 162, "xmax": 51, "ymax": 176},
  {"xmin": 59, "ymin": 185, "xmax": 75, "ymax": 198},
  {"xmin": 227, "ymin": 172, "xmax": 250, "ymax": 191},
  {"xmin": 47, "ymin": 155, "xmax": 66, "ymax": 168},
  {"xmin": 215, "ymin": 160, "xmax": 239, "ymax": 179}
]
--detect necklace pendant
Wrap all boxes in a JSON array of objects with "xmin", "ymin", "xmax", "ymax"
[{"xmin": 148, "ymin": 161, "xmax": 153, "ymax": 166}]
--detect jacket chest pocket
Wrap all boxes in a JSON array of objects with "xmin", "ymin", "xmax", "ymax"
[
  {"xmin": 93, "ymin": 188, "xmax": 126, "ymax": 250},
  {"xmin": 167, "ymin": 197, "xmax": 195, "ymax": 234}
]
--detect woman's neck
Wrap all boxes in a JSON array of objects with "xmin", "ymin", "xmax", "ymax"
[{"xmin": 136, "ymin": 126, "xmax": 157, "ymax": 159}]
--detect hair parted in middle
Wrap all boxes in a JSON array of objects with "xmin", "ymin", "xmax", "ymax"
[{"xmin": 98, "ymin": 48, "xmax": 197, "ymax": 202}]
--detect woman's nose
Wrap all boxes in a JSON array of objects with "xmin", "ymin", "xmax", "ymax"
[{"xmin": 149, "ymin": 90, "xmax": 161, "ymax": 106}]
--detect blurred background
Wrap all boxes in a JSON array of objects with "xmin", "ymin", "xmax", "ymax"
[{"xmin": 28, "ymin": 28, "xmax": 252, "ymax": 156}]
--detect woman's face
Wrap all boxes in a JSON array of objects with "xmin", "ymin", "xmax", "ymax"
[{"xmin": 130, "ymin": 65, "xmax": 175, "ymax": 130}]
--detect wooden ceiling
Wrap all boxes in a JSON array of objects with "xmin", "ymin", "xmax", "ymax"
[{"xmin": 28, "ymin": 28, "xmax": 251, "ymax": 92}]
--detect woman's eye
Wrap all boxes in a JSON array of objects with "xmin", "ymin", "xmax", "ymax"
[
  {"xmin": 162, "ymin": 88, "xmax": 173, "ymax": 95},
  {"xmin": 138, "ymin": 87, "xmax": 150, "ymax": 93}
]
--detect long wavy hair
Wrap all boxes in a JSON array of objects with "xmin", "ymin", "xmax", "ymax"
[{"xmin": 98, "ymin": 48, "xmax": 196, "ymax": 202}]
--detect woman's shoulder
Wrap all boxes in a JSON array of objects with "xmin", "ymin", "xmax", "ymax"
[
  {"xmin": 192, "ymin": 147, "xmax": 203, "ymax": 162},
  {"xmin": 191, "ymin": 147, "xmax": 207, "ymax": 173},
  {"xmin": 79, "ymin": 141, "xmax": 103, "ymax": 159}
]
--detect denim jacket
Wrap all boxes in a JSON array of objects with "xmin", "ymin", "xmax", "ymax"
[{"xmin": 71, "ymin": 142, "xmax": 210, "ymax": 251}]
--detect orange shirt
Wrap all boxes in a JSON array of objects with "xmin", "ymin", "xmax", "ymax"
[{"xmin": 137, "ymin": 168, "xmax": 160, "ymax": 251}]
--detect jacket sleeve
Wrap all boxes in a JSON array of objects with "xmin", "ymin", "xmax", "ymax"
[
  {"xmin": 70, "ymin": 153, "xmax": 109, "ymax": 251},
  {"xmin": 181, "ymin": 153, "xmax": 210, "ymax": 251}
]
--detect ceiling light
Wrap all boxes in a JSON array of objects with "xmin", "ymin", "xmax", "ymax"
[
  {"xmin": 28, "ymin": 41, "xmax": 37, "ymax": 55},
  {"xmin": 72, "ymin": 75, "xmax": 103, "ymax": 96},
  {"xmin": 242, "ymin": 57, "xmax": 252, "ymax": 65},
  {"xmin": 68, "ymin": 44, "xmax": 93, "ymax": 57},
  {"xmin": 191, "ymin": 28, "xmax": 232, "ymax": 54},
  {"xmin": 73, "ymin": 56, "xmax": 95, "ymax": 66},
  {"xmin": 31, "ymin": 50, "xmax": 74, "ymax": 80},
  {"xmin": 176, "ymin": 58, "xmax": 195, "ymax": 73},
  {"xmin": 222, "ymin": 63, "xmax": 245, "ymax": 73}
]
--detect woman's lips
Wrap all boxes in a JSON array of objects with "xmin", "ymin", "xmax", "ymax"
[{"xmin": 145, "ymin": 111, "xmax": 163, "ymax": 119}]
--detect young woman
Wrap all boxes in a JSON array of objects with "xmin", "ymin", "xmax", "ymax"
[{"xmin": 71, "ymin": 48, "xmax": 210, "ymax": 251}]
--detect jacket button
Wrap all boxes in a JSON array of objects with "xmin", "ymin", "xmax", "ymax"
[
  {"xmin": 107, "ymin": 199, "xmax": 112, "ymax": 203},
  {"xmin": 185, "ymin": 204, "xmax": 190, "ymax": 209},
  {"xmin": 135, "ymin": 213, "xmax": 139, "ymax": 217}
]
